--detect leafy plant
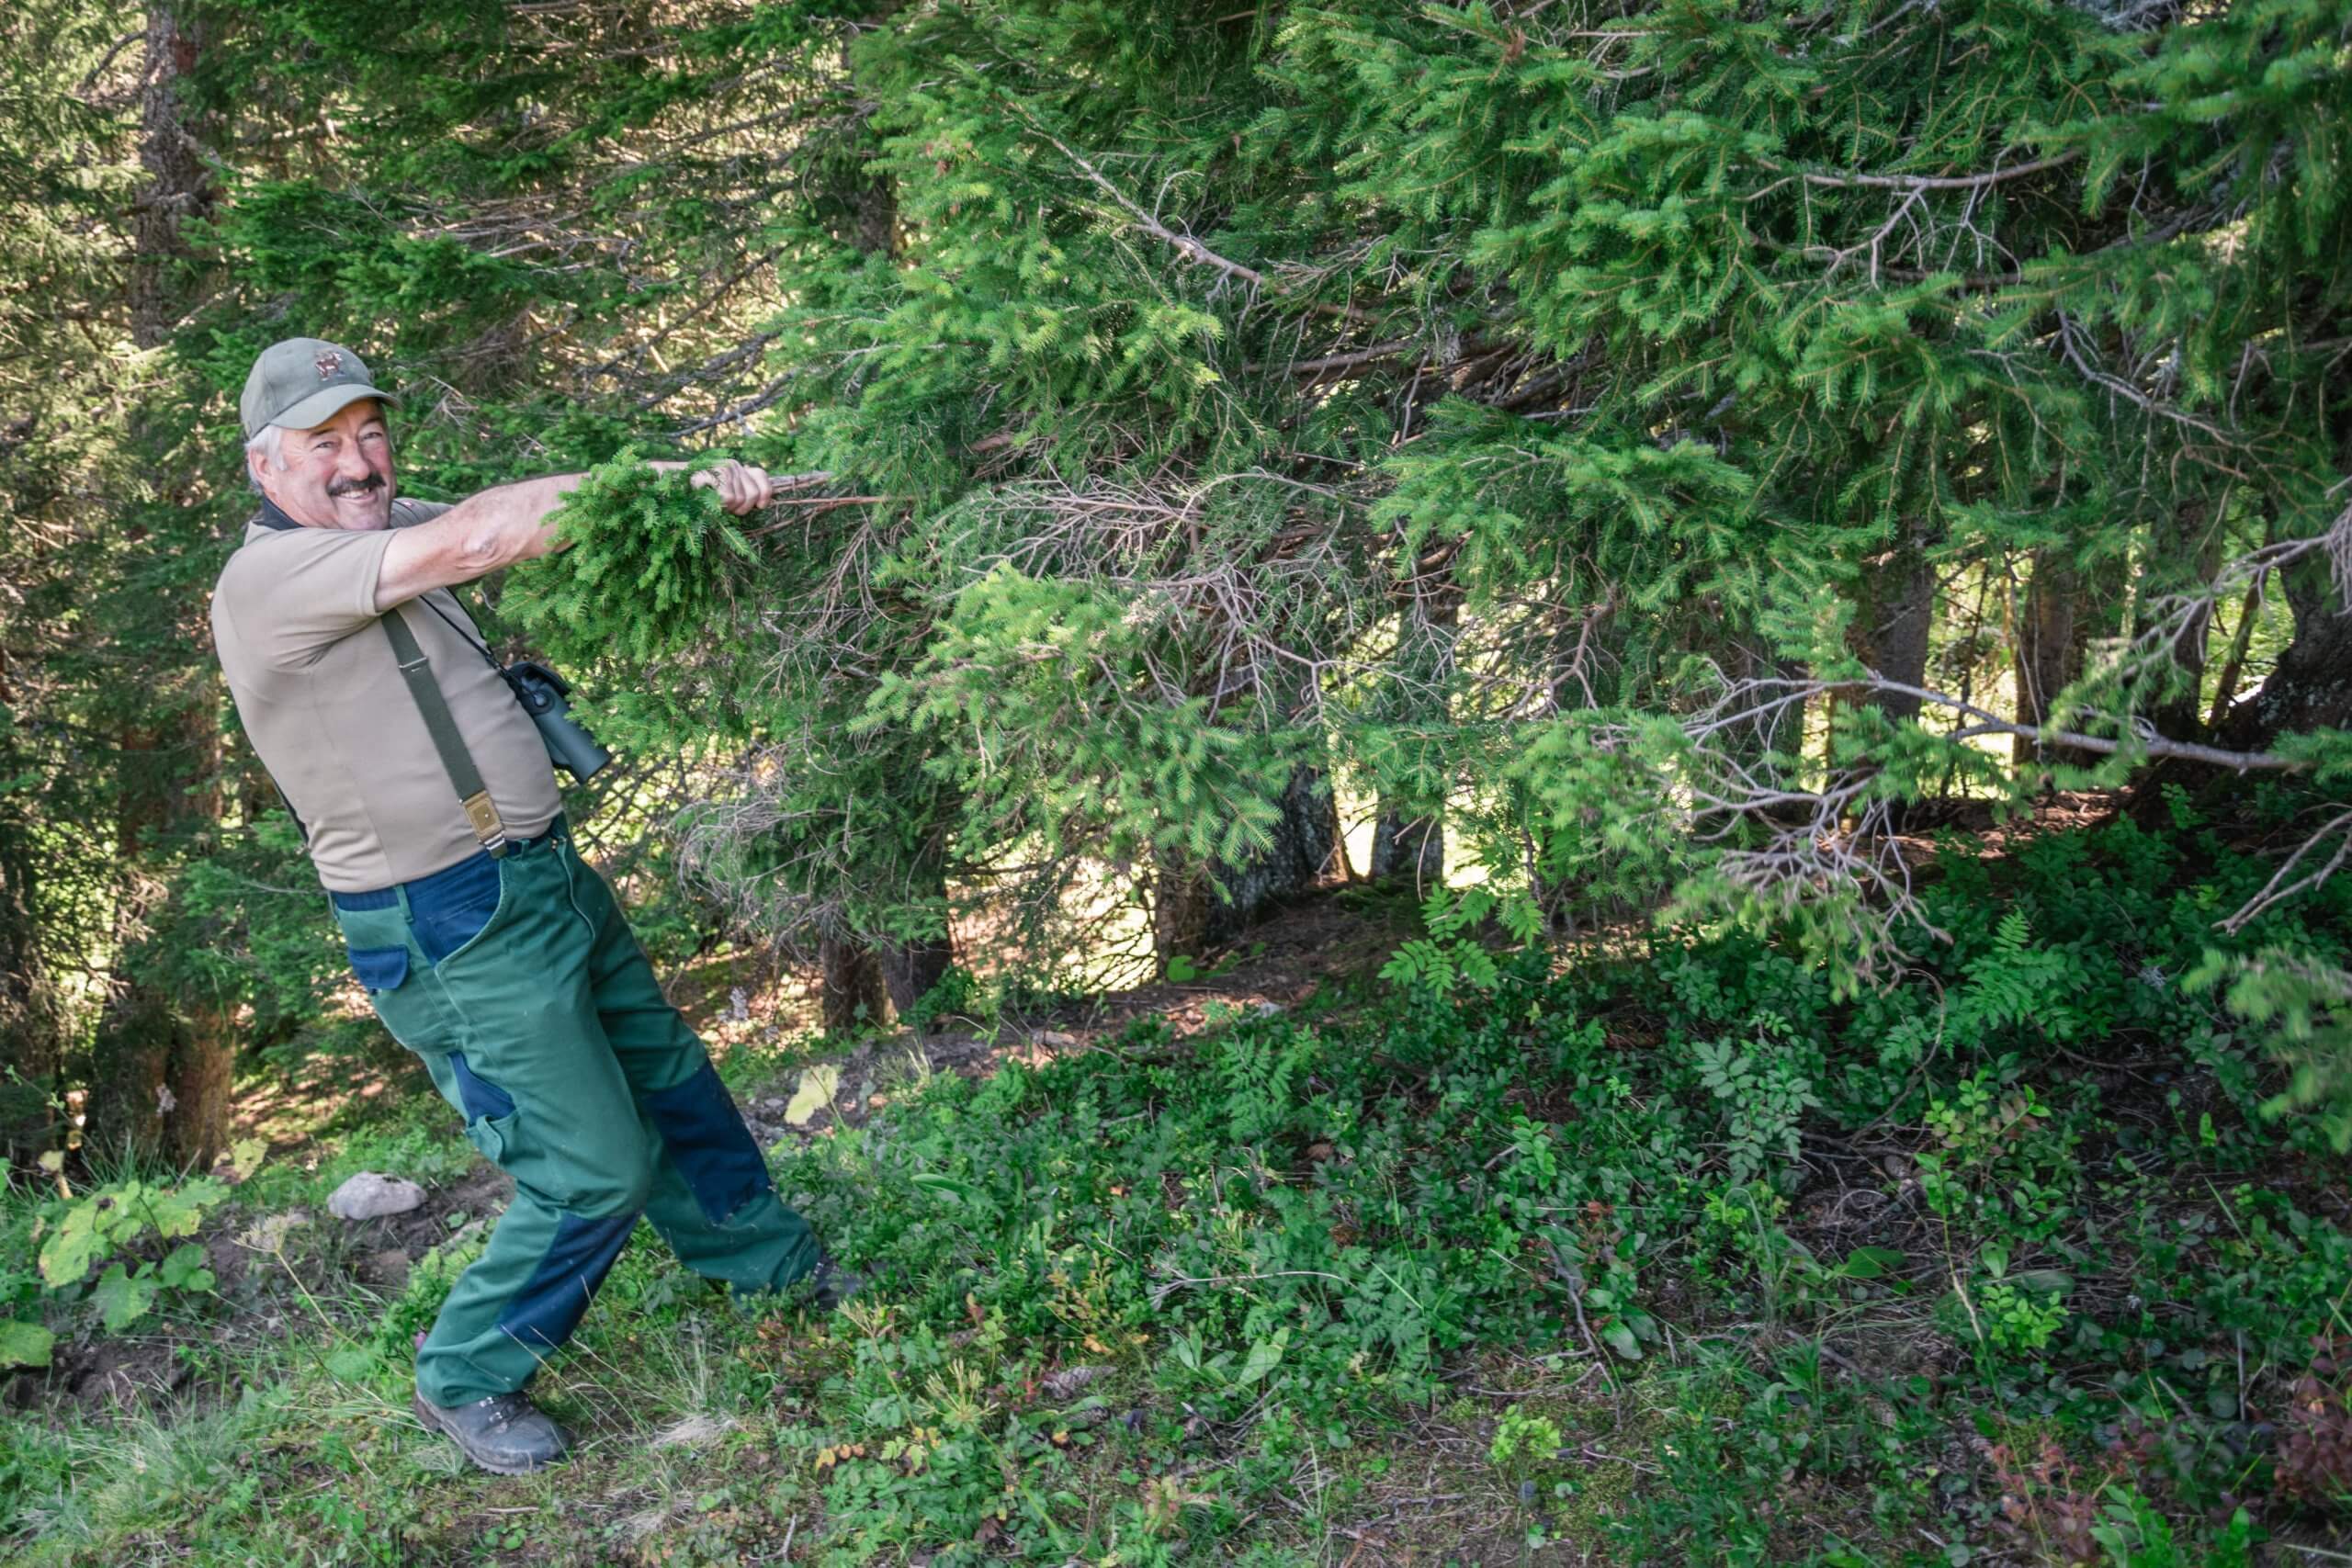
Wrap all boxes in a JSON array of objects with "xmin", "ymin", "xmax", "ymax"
[{"xmin": 28, "ymin": 1149, "xmax": 252, "ymax": 1337}]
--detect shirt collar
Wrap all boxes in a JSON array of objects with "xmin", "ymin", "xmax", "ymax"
[{"xmin": 254, "ymin": 493, "xmax": 303, "ymax": 532}]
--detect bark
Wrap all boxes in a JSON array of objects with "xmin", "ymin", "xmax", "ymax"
[
  {"xmin": 0, "ymin": 818, "xmax": 60, "ymax": 1159},
  {"xmin": 129, "ymin": 6, "xmax": 209, "ymax": 347},
  {"xmin": 1855, "ymin": 520, "xmax": 1939, "ymax": 722},
  {"xmin": 87, "ymin": 703, "xmax": 232, "ymax": 1167},
  {"xmin": 1846, "ymin": 522, "xmax": 1940, "ymax": 829},
  {"xmin": 1370, "ymin": 564, "xmax": 1459, "ymax": 886},
  {"xmin": 1209, "ymin": 767, "xmax": 1340, "ymax": 942},
  {"xmin": 2220, "ymin": 548, "xmax": 2352, "ymax": 750},
  {"xmin": 878, "ymin": 852, "xmax": 956, "ymax": 1025},
  {"xmin": 813, "ymin": 21, "xmax": 911, "ymax": 1032},
  {"xmin": 819, "ymin": 935, "xmax": 888, "ymax": 1032},
  {"xmin": 1153, "ymin": 767, "xmax": 1341, "ymax": 973},
  {"xmin": 85, "ymin": 6, "xmax": 232, "ymax": 1168},
  {"xmin": 1151, "ymin": 853, "xmax": 1212, "ymax": 974},
  {"xmin": 2012, "ymin": 552, "xmax": 2083, "ymax": 769},
  {"xmin": 2146, "ymin": 502, "xmax": 2222, "ymax": 744},
  {"xmin": 1369, "ymin": 811, "xmax": 1442, "ymax": 886}
]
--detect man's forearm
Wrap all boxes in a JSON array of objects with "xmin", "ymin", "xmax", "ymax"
[
  {"xmin": 370, "ymin": 457, "xmax": 771, "ymax": 613},
  {"xmin": 374, "ymin": 473, "xmax": 582, "ymax": 611}
]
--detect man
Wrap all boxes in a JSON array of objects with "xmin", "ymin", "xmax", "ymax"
[{"xmin": 211, "ymin": 338, "xmax": 855, "ymax": 1475}]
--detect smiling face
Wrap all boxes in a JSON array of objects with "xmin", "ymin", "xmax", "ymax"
[{"xmin": 249, "ymin": 398, "xmax": 396, "ymax": 530}]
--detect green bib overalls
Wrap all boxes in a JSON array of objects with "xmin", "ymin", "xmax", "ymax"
[{"xmin": 334, "ymin": 823, "xmax": 820, "ymax": 1405}]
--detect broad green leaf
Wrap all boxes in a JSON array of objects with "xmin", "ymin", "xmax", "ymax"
[
  {"xmin": 784, "ymin": 1065, "xmax": 841, "ymax": 1127},
  {"xmin": 1236, "ymin": 1328, "xmax": 1289, "ymax": 1385},
  {"xmin": 1600, "ymin": 1320, "xmax": 1642, "ymax": 1360},
  {"xmin": 92, "ymin": 1263, "xmax": 156, "ymax": 1332},
  {"xmin": 0, "ymin": 1320, "xmax": 55, "ymax": 1369},
  {"xmin": 38, "ymin": 1202, "xmax": 107, "ymax": 1288},
  {"xmin": 159, "ymin": 1243, "xmax": 215, "ymax": 1292},
  {"xmin": 1840, "ymin": 1247, "xmax": 1906, "ymax": 1280},
  {"xmin": 141, "ymin": 1178, "xmax": 229, "ymax": 1239},
  {"xmin": 227, "ymin": 1138, "xmax": 269, "ymax": 1181}
]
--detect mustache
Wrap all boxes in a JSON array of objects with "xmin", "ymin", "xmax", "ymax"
[{"xmin": 325, "ymin": 474, "xmax": 385, "ymax": 498}]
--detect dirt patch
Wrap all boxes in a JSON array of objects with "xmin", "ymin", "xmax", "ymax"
[
  {"xmin": 334, "ymin": 1161, "xmax": 513, "ymax": 1265},
  {"xmin": 8, "ymin": 1161, "xmax": 514, "ymax": 1420},
  {"xmin": 1026, "ymin": 886, "xmax": 1417, "ymax": 1039},
  {"xmin": 13, "ymin": 1334, "xmax": 191, "ymax": 1412}
]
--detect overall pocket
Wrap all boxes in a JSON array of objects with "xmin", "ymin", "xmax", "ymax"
[
  {"xmin": 346, "ymin": 945, "xmax": 409, "ymax": 993},
  {"xmin": 424, "ymin": 1048, "xmax": 523, "ymax": 1166},
  {"xmin": 332, "ymin": 902, "xmax": 445, "ymax": 1051},
  {"xmin": 412, "ymin": 853, "xmax": 511, "ymax": 967}
]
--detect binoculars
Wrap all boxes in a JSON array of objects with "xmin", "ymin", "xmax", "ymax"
[{"xmin": 503, "ymin": 660, "xmax": 614, "ymax": 782}]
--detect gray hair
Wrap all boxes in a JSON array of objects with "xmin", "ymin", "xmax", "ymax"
[{"xmin": 244, "ymin": 425, "xmax": 286, "ymax": 493}]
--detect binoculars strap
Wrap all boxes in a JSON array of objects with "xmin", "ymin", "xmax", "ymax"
[{"xmin": 380, "ymin": 604, "xmax": 510, "ymax": 854}]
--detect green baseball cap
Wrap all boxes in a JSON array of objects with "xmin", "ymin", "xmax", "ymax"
[{"xmin": 239, "ymin": 337, "xmax": 399, "ymax": 439}]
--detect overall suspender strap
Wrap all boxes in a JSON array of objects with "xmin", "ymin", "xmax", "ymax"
[{"xmin": 380, "ymin": 604, "xmax": 509, "ymax": 854}]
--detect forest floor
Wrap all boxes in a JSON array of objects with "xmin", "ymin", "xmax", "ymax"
[{"xmin": 6, "ymin": 807, "xmax": 2352, "ymax": 1565}]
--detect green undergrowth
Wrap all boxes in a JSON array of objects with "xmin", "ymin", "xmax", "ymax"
[{"xmin": 6, "ymin": 818, "xmax": 2351, "ymax": 1563}]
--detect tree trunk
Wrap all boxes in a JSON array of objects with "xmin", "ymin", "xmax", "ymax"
[
  {"xmin": 0, "ymin": 818, "xmax": 60, "ymax": 1159},
  {"xmin": 85, "ymin": 6, "xmax": 233, "ymax": 1168},
  {"xmin": 1208, "ymin": 767, "xmax": 1340, "ymax": 943},
  {"xmin": 129, "ymin": 6, "xmax": 209, "ymax": 348},
  {"xmin": 87, "ymin": 704, "xmax": 232, "ymax": 1167},
  {"xmin": 811, "ymin": 23, "xmax": 910, "ymax": 1032},
  {"xmin": 1150, "ymin": 853, "xmax": 1212, "ymax": 976},
  {"xmin": 1152, "ymin": 766, "xmax": 1340, "ymax": 974},
  {"xmin": 1847, "ymin": 522, "xmax": 1939, "ymax": 829},
  {"xmin": 1369, "ymin": 811, "xmax": 1442, "ymax": 887},
  {"xmin": 1856, "ymin": 520, "xmax": 1939, "ymax": 723},
  {"xmin": 877, "ymin": 847, "xmax": 956, "ymax": 1024},
  {"xmin": 2145, "ymin": 504, "xmax": 2222, "ymax": 744},
  {"xmin": 878, "ymin": 936, "xmax": 953, "ymax": 1023},
  {"xmin": 2012, "ymin": 552, "xmax": 2081, "ymax": 769},
  {"xmin": 2220, "ymin": 541, "xmax": 2352, "ymax": 749},
  {"xmin": 1370, "ymin": 565, "xmax": 1458, "ymax": 887},
  {"xmin": 819, "ymin": 934, "xmax": 888, "ymax": 1032}
]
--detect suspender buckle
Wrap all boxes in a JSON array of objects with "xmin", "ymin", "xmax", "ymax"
[{"xmin": 461, "ymin": 790, "xmax": 509, "ymax": 853}]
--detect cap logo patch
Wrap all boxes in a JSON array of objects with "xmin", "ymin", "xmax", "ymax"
[{"xmin": 314, "ymin": 350, "xmax": 344, "ymax": 379}]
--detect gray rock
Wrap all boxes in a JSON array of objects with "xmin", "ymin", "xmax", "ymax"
[{"xmin": 326, "ymin": 1172, "xmax": 427, "ymax": 1222}]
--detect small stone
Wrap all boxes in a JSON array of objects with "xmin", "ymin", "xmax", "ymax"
[{"xmin": 326, "ymin": 1172, "xmax": 427, "ymax": 1222}]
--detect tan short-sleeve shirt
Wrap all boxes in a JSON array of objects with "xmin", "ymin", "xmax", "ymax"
[{"xmin": 211, "ymin": 496, "xmax": 563, "ymax": 892}]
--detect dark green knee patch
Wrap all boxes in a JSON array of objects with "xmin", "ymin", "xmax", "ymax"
[
  {"xmin": 642, "ymin": 1059, "xmax": 773, "ymax": 1224},
  {"xmin": 495, "ymin": 1209, "xmax": 639, "ymax": 1352}
]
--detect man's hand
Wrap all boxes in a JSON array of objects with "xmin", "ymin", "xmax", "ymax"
[{"xmin": 691, "ymin": 459, "xmax": 772, "ymax": 516}]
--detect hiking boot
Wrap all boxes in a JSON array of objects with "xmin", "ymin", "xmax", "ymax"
[
  {"xmin": 413, "ymin": 1389, "xmax": 571, "ymax": 1474},
  {"xmin": 808, "ymin": 1253, "xmax": 865, "ymax": 1310}
]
